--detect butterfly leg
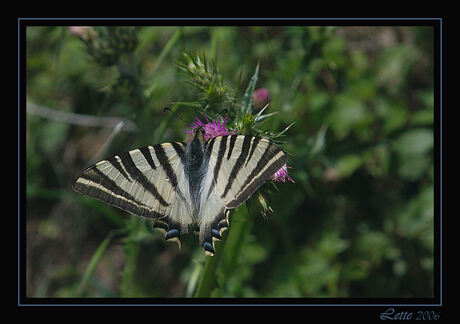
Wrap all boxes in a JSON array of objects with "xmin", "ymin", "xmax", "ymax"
[{"xmin": 153, "ymin": 217, "xmax": 182, "ymax": 250}]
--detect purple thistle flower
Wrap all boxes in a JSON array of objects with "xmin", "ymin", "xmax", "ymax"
[
  {"xmin": 270, "ymin": 164, "xmax": 295, "ymax": 183},
  {"xmin": 68, "ymin": 26, "xmax": 98, "ymax": 42},
  {"xmin": 187, "ymin": 114, "xmax": 237, "ymax": 141},
  {"xmin": 253, "ymin": 88, "xmax": 271, "ymax": 111}
]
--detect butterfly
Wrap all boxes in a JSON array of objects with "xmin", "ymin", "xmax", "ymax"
[{"xmin": 73, "ymin": 126, "xmax": 287, "ymax": 255}]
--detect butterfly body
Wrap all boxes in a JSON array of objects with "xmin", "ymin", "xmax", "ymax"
[
  {"xmin": 73, "ymin": 128, "xmax": 287, "ymax": 255},
  {"xmin": 184, "ymin": 128, "xmax": 208, "ymax": 219}
]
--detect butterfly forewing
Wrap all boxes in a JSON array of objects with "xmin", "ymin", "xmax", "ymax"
[
  {"xmin": 73, "ymin": 142, "xmax": 194, "ymax": 231},
  {"xmin": 205, "ymin": 135, "xmax": 287, "ymax": 208}
]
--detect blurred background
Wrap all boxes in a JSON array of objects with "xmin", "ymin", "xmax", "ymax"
[{"xmin": 25, "ymin": 25, "xmax": 435, "ymax": 298}]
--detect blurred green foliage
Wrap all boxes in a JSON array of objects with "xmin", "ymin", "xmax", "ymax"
[{"xmin": 25, "ymin": 25, "xmax": 434, "ymax": 298}]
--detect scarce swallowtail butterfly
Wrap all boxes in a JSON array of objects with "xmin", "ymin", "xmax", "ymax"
[{"xmin": 73, "ymin": 120, "xmax": 288, "ymax": 256}]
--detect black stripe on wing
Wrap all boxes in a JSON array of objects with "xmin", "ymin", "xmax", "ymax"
[
  {"xmin": 106, "ymin": 156, "xmax": 131, "ymax": 182},
  {"xmin": 213, "ymin": 135, "xmax": 228, "ymax": 184},
  {"xmin": 227, "ymin": 134, "xmax": 238, "ymax": 160},
  {"xmin": 73, "ymin": 167, "xmax": 164, "ymax": 219},
  {"xmin": 245, "ymin": 136, "xmax": 261, "ymax": 166},
  {"xmin": 171, "ymin": 142, "xmax": 186, "ymax": 161},
  {"xmin": 118, "ymin": 151, "xmax": 170, "ymax": 207},
  {"xmin": 153, "ymin": 144, "xmax": 180, "ymax": 189},
  {"xmin": 226, "ymin": 144, "xmax": 286, "ymax": 209},
  {"xmin": 222, "ymin": 135, "xmax": 252, "ymax": 198},
  {"xmin": 139, "ymin": 146, "xmax": 157, "ymax": 170}
]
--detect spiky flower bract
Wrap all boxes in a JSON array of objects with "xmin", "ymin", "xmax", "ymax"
[{"xmin": 176, "ymin": 52, "xmax": 231, "ymax": 112}]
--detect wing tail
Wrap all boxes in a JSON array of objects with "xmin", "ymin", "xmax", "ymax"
[{"xmin": 198, "ymin": 209, "xmax": 230, "ymax": 256}]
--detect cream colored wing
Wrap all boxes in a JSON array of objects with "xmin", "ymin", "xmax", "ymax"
[
  {"xmin": 73, "ymin": 142, "xmax": 194, "ymax": 247},
  {"xmin": 197, "ymin": 135, "xmax": 287, "ymax": 255}
]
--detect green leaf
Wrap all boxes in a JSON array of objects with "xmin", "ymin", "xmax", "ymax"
[
  {"xmin": 377, "ymin": 44, "xmax": 422, "ymax": 94},
  {"xmin": 241, "ymin": 64, "xmax": 259, "ymax": 115},
  {"xmin": 150, "ymin": 29, "xmax": 181, "ymax": 75},
  {"xmin": 327, "ymin": 94, "xmax": 372, "ymax": 140},
  {"xmin": 393, "ymin": 128, "xmax": 433, "ymax": 180},
  {"xmin": 120, "ymin": 217, "xmax": 144, "ymax": 297},
  {"xmin": 335, "ymin": 154, "xmax": 363, "ymax": 178},
  {"xmin": 76, "ymin": 229, "xmax": 124, "ymax": 296},
  {"xmin": 393, "ymin": 128, "xmax": 433, "ymax": 155},
  {"xmin": 309, "ymin": 124, "xmax": 328, "ymax": 156}
]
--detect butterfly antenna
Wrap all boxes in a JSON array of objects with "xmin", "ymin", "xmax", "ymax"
[
  {"xmin": 163, "ymin": 107, "xmax": 188, "ymax": 125},
  {"xmin": 218, "ymin": 108, "xmax": 228, "ymax": 118}
]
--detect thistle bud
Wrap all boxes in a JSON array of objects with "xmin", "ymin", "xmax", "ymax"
[
  {"xmin": 256, "ymin": 191, "xmax": 273, "ymax": 218},
  {"xmin": 68, "ymin": 26, "xmax": 96, "ymax": 41},
  {"xmin": 70, "ymin": 26, "xmax": 138, "ymax": 67},
  {"xmin": 106, "ymin": 27, "xmax": 138, "ymax": 54}
]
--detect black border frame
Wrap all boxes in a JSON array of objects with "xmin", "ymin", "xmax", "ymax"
[{"xmin": 18, "ymin": 18, "xmax": 445, "ymax": 316}]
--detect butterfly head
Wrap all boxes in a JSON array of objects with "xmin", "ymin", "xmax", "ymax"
[{"xmin": 191, "ymin": 126, "xmax": 207, "ymax": 144}]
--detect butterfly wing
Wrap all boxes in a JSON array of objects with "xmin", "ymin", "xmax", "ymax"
[
  {"xmin": 73, "ymin": 142, "xmax": 194, "ymax": 247},
  {"xmin": 198, "ymin": 135, "xmax": 287, "ymax": 255}
]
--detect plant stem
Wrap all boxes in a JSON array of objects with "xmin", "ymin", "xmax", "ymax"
[
  {"xmin": 192, "ymin": 205, "xmax": 251, "ymax": 297},
  {"xmin": 149, "ymin": 29, "xmax": 181, "ymax": 77},
  {"xmin": 193, "ymin": 232, "xmax": 226, "ymax": 297},
  {"xmin": 120, "ymin": 217, "xmax": 142, "ymax": 297}
]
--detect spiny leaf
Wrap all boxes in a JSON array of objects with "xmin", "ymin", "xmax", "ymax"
[
  {"xmin": 241, "ymin": 64, "xmax": 259, "ymax": 115},
  {"xmin": 274, "ymin": 121, "xmax": 295, "ymax": 138}
]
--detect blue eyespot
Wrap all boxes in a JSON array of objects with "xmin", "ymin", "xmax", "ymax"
[
  {"xmin": 165, "ymin": 229, "xmax": 180, "ymax": 240},
  {"xmin": 202, "ymin": 242, "xmax": 215, "ymax": 254},
  {"xmin": 211, "ymin": 229, "xmax": 222, "ymax": 240}
]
